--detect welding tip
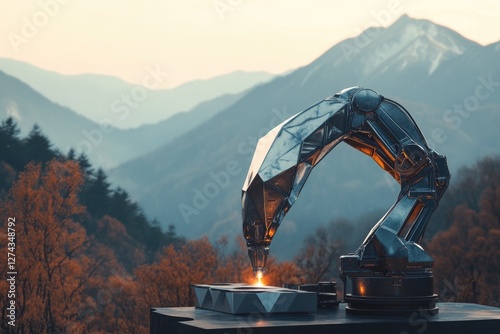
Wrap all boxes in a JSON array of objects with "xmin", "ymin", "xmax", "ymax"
[
  {"xmin": 254, "ymin": 268, "xmax": 264, "ymax": 279},
  {"xmin": 248, "ymin": 245, "xmax": 269, "ymax": 277}
]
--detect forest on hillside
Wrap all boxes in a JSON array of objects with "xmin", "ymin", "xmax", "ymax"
[{"xmin": 0, "ymin": 117, "xmax": 499, "ymax": 333}]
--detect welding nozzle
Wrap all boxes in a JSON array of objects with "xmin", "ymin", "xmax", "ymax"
[{"xmin": 248, "ymin": 245, "xmax": 269, "ymax": 278}]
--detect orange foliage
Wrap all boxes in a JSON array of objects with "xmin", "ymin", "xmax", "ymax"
[
  {"xmin": 214, "ymin": 237, "xmax": 254, "ymax": 284},
  {"xmin": 135, "ymin": 237, "xmax": 218, "ymax": 307},
  {"xmin": 0, "ymin": 162, "xmax": 307, "ymax": 333},
  {"xmin": 428, "ymin": 183, "xmax": 500, "ymax": 306},
  {"xmin": 0, "ymin": 161, "xmax": 90, "ymax": 333},
  {"xmin": 96, "ymin": 215, "xmax": 146, "ymax": 268},
  {"xmin": 84, "ymin": 274, "xmax": 147, "ymax": 334},
  {"xmin": 0, "ymin": 161, "xmax": 132, "ymax": 333},
  {"xmin": 264, "ymin": 258, "xmax": 304, "ymax": 287}
]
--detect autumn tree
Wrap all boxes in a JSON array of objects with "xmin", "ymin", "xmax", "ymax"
[
  {"xmin": 213, "ymin": 236, "xmax": 254, "ymax": 283},
  {"xmin": 0, "ymin": 161, "xmax": 16, "ymax": 197},
  {"xmin": 91, "ymin": 275, "xmax": 147, "ymax": 334},
  {"xmin": 428, "ymin": 156, "xmax": 500, "ymax": 306},
  {"xmin": 95, "ymin": 215, "xmax": 146, "ymax": 270},
  {"xmin": 76, "ymin": 244, "xmax": 144, "ymax": 334},
  {"xmin": 0, "ymin": 160, "xmax": 98, "ymax": 333},
  {"xmin": 264, "ymin": 258, "xmax": 304, "ymax": 287},
  {"xmin": 135, "ymin": 237, "xmax": 217, "ymax": 308},
  {"xmin": 427, "ymin": 156, "xmax": 500, "ymax": 237}
]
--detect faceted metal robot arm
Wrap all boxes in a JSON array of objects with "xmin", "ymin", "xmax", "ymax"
[
  {"xmin": 241, "ymin": 87, "xmax": 450, "ymax": 278},
  {"xmin": 242, "ymin": 89, "xmax": 350, "ymax": 277}
]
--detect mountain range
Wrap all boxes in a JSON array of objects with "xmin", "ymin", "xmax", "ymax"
[
  {"xmin": 1, "ymin": 15, "xmax": 499, "ymax": 260},
  {"xmin": 0, "ymin": 71, "xmax": 246, "ymax": 168},
  {"xmin": 0, "ymin": 57, "xmax": 274, "ymax": 128}
]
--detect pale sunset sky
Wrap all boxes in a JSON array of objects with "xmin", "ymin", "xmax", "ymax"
[{"xmin": 1, "ymin": 0, "xmax": 499, "ymax": 88}]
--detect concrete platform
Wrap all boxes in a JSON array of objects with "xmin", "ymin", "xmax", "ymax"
[{"xmin": 150, "ymin": 303, "xmax": 500, "ymax": 334}]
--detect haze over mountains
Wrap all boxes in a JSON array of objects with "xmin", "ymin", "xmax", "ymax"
[
  {"xmin": 1, "ymin": 15, "xmax": 499, "ymax": 259},
  {"xmin": 0, "ymin": 72, "xmax": 246, "ymax": 168},
  {"xmin": 0, "ymin": 57, "xmax": 274, "ymax": 129}
]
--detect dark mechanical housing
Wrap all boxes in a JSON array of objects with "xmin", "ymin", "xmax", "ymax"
[{"xmin": 241, "ymin": 87, "xmax": 450, "ymax": 314}]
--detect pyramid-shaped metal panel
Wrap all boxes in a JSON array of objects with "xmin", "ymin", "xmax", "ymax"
[
  {"xmin": 192, "ymin": 284, "xmax": 316, "ymax": 314},
  {"xmin": 262, "ymin": 182, "xmax": 286, "ymax": 229},
  {"xmin": 289, "ymin": 161, "xmax": 313, "ymax": 204},
  {"xmin": 244, "ymin": 174, "xmax": 265, "ymax": 223},
  {"xmin": 267, "ymin": 167, "xmax": 296, "ymax": 193},
  {"xmin": 259, "ymin": 130, "xmax": 301, "ymax": 174},
  {"xmin": 325, "ymin": 107, "xmax": 347, "ymax": 139},
  {"xmin": 314, "ymin": 139, "xmax": 343, "ymax": 167},
  {"xmin": 275, "ymin": 292, "xmax": 297, "ymax": 311},
  {"xmin": 193, "ymin": 286, "xmax": 209, "ymax": 308},
  {"xmin": 257, "ymin": 292, "xmax": 281, "ymax": 313},
  {"xmin": 260, "ymin": 144, "xmax": 301, "ymax": 181},
  {"xmin": 283, "ymin": 101, "xmax": 343, "ymax": 141},
  {"xmin": 245, "ymin": 125, "xmax": 282, "ymax": 189},
  {"xmin": 300, "ymin": 126, "xmax": 326, "ymax": 161}
]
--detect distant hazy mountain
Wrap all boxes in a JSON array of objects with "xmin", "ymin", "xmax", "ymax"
[
  {"xmin": 0, "ymin": 71, "xmax": 244, "ymax": 168},
  {"xmin": 0, "ymin": 58, "xmax": 274, "ymax": 128},
  {"xmin": 109, "ymin": 15, "xmax": 500, "ymax": 259}
]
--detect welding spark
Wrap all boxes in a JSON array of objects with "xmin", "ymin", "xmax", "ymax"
[{"xmin": 255, "ymin": 271, "xmax": 264, "ymax": 286}]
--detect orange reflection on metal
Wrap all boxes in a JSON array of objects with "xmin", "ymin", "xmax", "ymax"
[{"xmin": 359, "ymin": 283, "xmax": 366, "ymax": 296}]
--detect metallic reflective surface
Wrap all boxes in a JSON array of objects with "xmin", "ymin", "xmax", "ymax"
[
  {"xmin": 192, "ymin": 284, "xmax": 317, "ymax": 314},
  {"xmin": 241, "ymin": 87, "xmax": 450, "ymax": 312}
]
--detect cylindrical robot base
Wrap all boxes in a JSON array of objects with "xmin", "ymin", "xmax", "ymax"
[{"xmin": 344, "ymin": 274, "xmax": 438, "ymax": 316}]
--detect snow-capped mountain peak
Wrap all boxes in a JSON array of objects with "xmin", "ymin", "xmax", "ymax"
[{"xmin": 348, "ymin": 15, "xmax": 477, "ymax": 76}]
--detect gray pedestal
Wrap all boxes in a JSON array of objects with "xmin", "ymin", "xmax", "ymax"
[{"xmin": 151, "ymin": 303, "xmax": 500, "ymax": 334}]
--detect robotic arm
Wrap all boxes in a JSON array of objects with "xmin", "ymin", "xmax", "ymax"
[{"xmin": 242, "ymin": 87, "xmax": 450, "ymax": 281}]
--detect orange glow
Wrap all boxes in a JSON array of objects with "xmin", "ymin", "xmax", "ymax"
[
  {"xmin": 256, "ymin": 271, "xmax": 263, "ymax": 279},
  {"xmin": 255, "ymin": 271, "xmax": 265, "ymax": 286},
  {"xmin": 359, "ymin": 283, "xmax": 366, "ymax": 296},
  {"xmin": 243, "ymin": 268, "xmax": 269, "ymax": 286},
  {"xmin": 255, "ymin": 277, "xmax": 264, "ymax": 287},
  {"xmin": 248, "ymin": 270, "xmax": 270, "ymax": 287}
]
